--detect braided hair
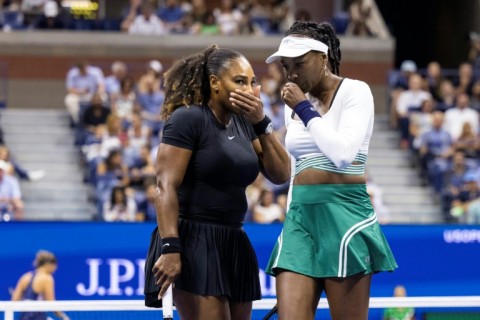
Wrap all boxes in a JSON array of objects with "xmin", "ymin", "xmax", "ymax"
[
  {"xmin": 161, "ymin": 45, "xmax": 245, "ymax": 119},
  {"xmin": 286, "ymin": 21, "xmax": 342, "ymax": 76}
]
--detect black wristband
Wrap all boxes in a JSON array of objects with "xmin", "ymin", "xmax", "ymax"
[
  {"xmin": 252, "ymin": 115, "xmax": 272, "ymax": 136},
  {"xmin": 161, "ymin": 237, "xmax": 183, "ymax": 254}
]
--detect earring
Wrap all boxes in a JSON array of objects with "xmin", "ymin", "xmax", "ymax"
[{"xmin": 324, "ymin": 65, "xmax": 329, "ymax": 77}]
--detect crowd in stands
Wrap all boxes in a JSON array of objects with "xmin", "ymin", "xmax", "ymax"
[
  {"xmin": 0, "ymin": 0, "xmax": 297, "ymax": 35},
  {"xmin": 388, "ymin": 33, "xmax": 480, "ymax": 223},
  {"xmin": 0, "ymin": 131, "xmax": 45, "ymax": 222},
  {"xmin": 0, "ymin": 0, "xmax": 386, "ymax": 37}
]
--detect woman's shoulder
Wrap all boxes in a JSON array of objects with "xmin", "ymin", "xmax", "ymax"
[
  {"xmin": 35, "ymin": 272, "xmax": 54, "ymax": 282},
  {"xmin": 169, "ymin": 105, "xmax": 205, "ymax": 120},
  {"xmin": 341, "ymin": 78, "xmax": 371, "ymax": 91},
  {"xmin": 19, "ymin": 271, "xmax": 34, "ymax": 284},
  {"xmin": 164, "ymin": 105, "xmax": 207, "ymax": 140},
  {"xmin": 339, "ymin": 78, "xmax": 373, "ymax": 101}
]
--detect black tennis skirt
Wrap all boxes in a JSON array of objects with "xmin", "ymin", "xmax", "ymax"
[{"xmin": 144, "ymin": 217, "xmax": 261, "ymax": 307}]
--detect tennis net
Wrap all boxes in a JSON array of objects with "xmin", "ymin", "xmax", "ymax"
[{"xmin": 1, "ymin": 296, "xmax": 480, "ymax": 320}]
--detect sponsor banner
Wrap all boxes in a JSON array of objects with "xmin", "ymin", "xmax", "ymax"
[{"xmin": 0, "ymin": 222, "xmax": 479, "ymax": 300}]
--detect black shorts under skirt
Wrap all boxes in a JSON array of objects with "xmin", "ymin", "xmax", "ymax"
[{"xmin": 144, "ymin": 217, "xmax": 261, "ymax": 307}]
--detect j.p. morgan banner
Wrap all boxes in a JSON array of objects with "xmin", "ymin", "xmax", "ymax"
[{"xmin": 0, "ymin": 222, "xmax": 479, "ymax": 300}]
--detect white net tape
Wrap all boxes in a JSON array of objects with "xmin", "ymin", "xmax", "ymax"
[{"xmin": 1, "ymin": 296, "xmax": 480, "ymax": 318}]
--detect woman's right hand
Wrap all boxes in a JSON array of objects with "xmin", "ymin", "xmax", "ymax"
[
  {"xmin": 280, "ymin": 82, "xmax": 307, "ymax": 109},
  {"xmin": 153, "ymin": 253, "xmax": 181, "ymax": 299}
]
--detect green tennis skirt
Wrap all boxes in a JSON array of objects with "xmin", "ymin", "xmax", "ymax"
[{"xmin": 266, "ymin": 184, "xmax": 398, "ymax": 278}]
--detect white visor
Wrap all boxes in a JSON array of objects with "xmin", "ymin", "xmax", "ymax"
[{"xmin": 266, "ymin": 36, "xmax": 329, "ymax": 64}]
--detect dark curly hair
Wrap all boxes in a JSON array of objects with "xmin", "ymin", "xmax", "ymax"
[
  {"xmin": 161, "ymin": 45, "xmax": 246, "ymax": 119},
  {"xmin": 286, "ymin": 21, "xmax": 342, "ymax": 76}
]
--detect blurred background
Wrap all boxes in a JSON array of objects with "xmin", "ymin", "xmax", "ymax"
[{"xmin": 0, "ymin": 0, "xmax": 479, "ymax": 317}]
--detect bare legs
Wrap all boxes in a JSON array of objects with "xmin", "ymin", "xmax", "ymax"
[
  {"xmin": 276, "ymin": 270, "xmax": 372, "ymax": 320},
  {"xmin": 276, "ymin": 271, "xmax": 322, "ymax": 320},
  {"xmin": 173, "ymin": 287, "xmax": 253, "ymax": 320}
]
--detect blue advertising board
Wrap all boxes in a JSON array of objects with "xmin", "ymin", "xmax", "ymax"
[{"xmin": 0, "ymin": 222, "xmax": 479, "ymax": 301}]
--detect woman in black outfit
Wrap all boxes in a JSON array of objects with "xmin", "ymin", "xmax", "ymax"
[{"xmin": 144, "ymin": 45, "xmax": 290, "ymax": 320}]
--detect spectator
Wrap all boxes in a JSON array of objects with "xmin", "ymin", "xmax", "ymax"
[
  {"xmin": 120, "ymin": 0, "xmax": 142, "ymax": 32},
  {"xmin": 64, "ymin": 60, "xmax": 105, "ymax": 126},
  {"xmin": 247, "ymin": 0, "xmax": 272, "ymax": 35},
  {"xmin": 468, "ymin": 31, "xmax": 480, "ymax": 71},
  {"xmin": 196, "ymin": 10, "xmax": 220, "ymax": 34},
  {"xmin": 383, "ymin": 285, "xmax": 415, "ymax": 320},
  {"xmin": 111, "ymin": 76, "xmax": 137, "ymax": 124},
  {"xmin": 83, "ymin": 114, "xmax": 125, "ymax": 185},
  {"xmin": 436, "ymin": 78, "xmax": 456, "ymax": 112},
  {"xmin": 137, "ymin": 60, "xmax": 163, "ymax": 94},
  {"xmin": 136, "ymin": 73, "xmax": 165, "ymax": 141},
  {"xmin": 136, "ymin": 181, "xmax": 157, "ymax": 222},
  {"xmin": 470, "ymin": 80, "xmax": 480, "ymax": 112},
  {"xmin": 441, "ymin": 151, "xmax": 470, "ymax": 222},
  {"xmin": 453, "ymin": 62, "xmax": 475, "ymax": 96},
  {"xmin": 453, "ymin": 122, "xmax": 480, "ymax": 165},
  {"xmin": 267, "ymin": 0, "xmax": 294, "ymax": 34},
  {"xmin": 128, "ymin": 144, "xmax": 155, "ymax": 189},
  {"xmin": 21, "ymin": 0, "xmax": 48, "ymax": 16},
  {"xmin": 396, "ymin": 73, "xmax": 431, "ymax": 149},
  {"xmin": 1, "ymin": 0, "xmax": 24, "ymax": 31},
  {"xmin": 388, "ymin": 59, "xmax": 417, "ymax": 129},
  {"xmin": 252, "ymin": 188, "xmax": 285, "ymax": 224},
  {"xmin": 99, "ymin": 114, "xmax": 125, "ymax": 160},
  {"xmin": 425, "ymin": 61, "xmax": 444, "ymax": 101},
  {"xmin": 0, "ymin": 159, "xmax": 24, "ymax": 221},
  {"xmin": 449, "ymin": 171, "xmax": 480, "ymax": 223},
  {"xmin": 127, "ymin": 2, "xmax": 166, "ymax": 36},
  {"xmin": 260, "ymin": 63, "xmax": 284, "ymax": 104},
  {"xmin": 419, "ymin": 111, "xmax": 454, "ymax": 194},
  {"xmin": 0, "ymin": 144, "xmax": 45, "ymax": 182},
  {"xmin": 81, "ymin": 92, "xmax": 111, "ymax": 135},
  {"xmin": 123, "ymin": 113, "xmax": 152, "ymax": 165},
  {"xmin": 95, "ymin": 149, "xmax": 130, "ymax": 218},
  {"xmin": 442, "ymin": 92, "xmax": 479, "ymax": 141},
  {"xmin": 157, "ymin": 0, "xmax": 186, "ymax": 33},
  {"xmin": 213, "ymin": 0, "xmax": 244, "ymax": 35},
  {"xmin": 185, "ymin": 0, "xmax": 208, "ymax": 33},
  {"xmin": 103, "ymin": 185, "xmax": 138, "ymax": 222},
  {"xmin": 35, "ymin": 0, "xmax": 64, "ymax": 29},
  {"xmin": 409, "ymin": 98, "xmax": 435, "ymax": 159},
  {"xmin": 104, "ymin": 60, "xmax": 128, "ymax": 101}
]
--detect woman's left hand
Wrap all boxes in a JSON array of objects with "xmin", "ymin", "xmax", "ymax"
[{"xmin": 230, "ymin": 86, "xmax": 265, "ymax": 124}]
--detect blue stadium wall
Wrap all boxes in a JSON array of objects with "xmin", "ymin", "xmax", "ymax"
[{"xmin": 0, "ymin": 222, "xmax": 479, "ymax": 300}]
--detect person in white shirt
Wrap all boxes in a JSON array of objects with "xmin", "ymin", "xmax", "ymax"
[
  {"xmin": 443, "ymin": 92, "xmax": 479, "ymax": 141},
  {"xmin": 264, "ymin": 20, "xmax": 397, "ymax": 320},
  {"xmin": 64, "ymin": 61, "xmax": 105, "ymax": 125},
  {"xmin": 128, "ymin": 2, "xmax": 166, "ymax": 36},
  {"xmin": 0, "ymin": 160, "xmax": 24, "ymax": 221},
  {"xmin": 396, "ymin": 73, "xmax": 431, "ymax": 149}
]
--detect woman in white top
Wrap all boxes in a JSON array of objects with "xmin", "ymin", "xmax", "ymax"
[{"xmin": 264, "ymin": 20, "xmax": 397, "ymax": 320}]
